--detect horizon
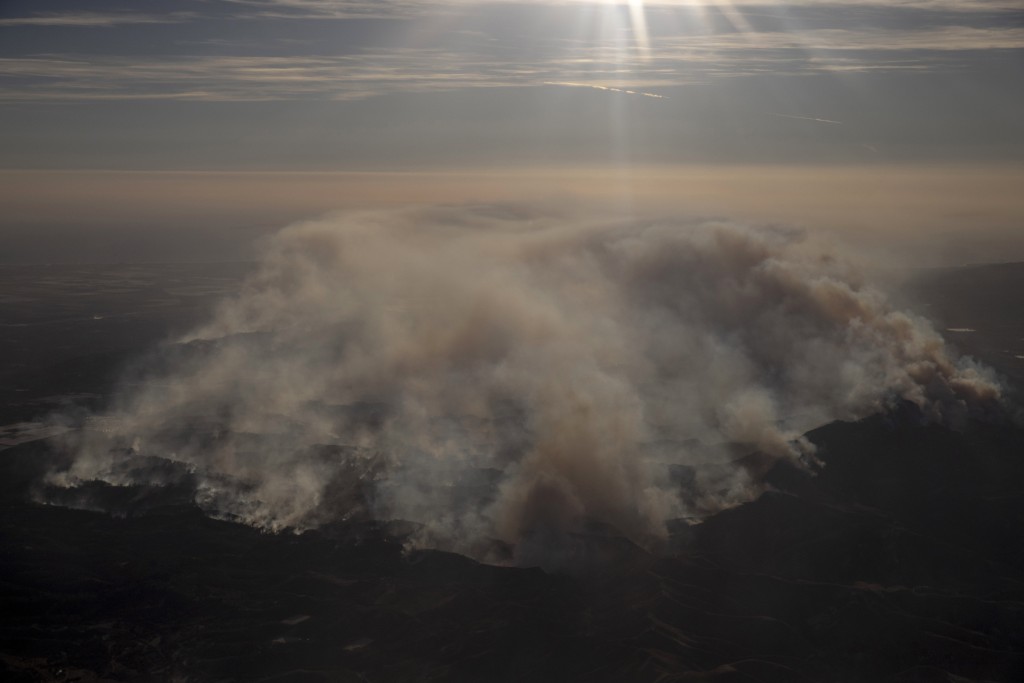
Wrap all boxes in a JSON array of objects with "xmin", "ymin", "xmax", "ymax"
[{"xmin": 1, "ymin": 0, "xmax": 1022, "ymax": 266}]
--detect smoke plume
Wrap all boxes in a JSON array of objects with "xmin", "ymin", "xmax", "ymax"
[{"xmin": 52, "ymin": 205, "xmax": 1000, "ymax": 561}]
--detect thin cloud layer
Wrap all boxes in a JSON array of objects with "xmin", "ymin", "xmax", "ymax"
[
  {"xmin": 2, "ymin": 22, "xmax": 1020, "ymax": 102},
  {"xmin": 53, "ymin": 206, "xmax": 1000, "ymax": 561},
  {"xmin": 224, "ymin": 0, "xmax": 1024, "ymax": 15},
  {"xmin": 0, "ymin": 13, "xmax": 195, "ymax": 28},
  {"xmin": 2, "ymin": 0, "xmax": 1022, "ymax": 103}
]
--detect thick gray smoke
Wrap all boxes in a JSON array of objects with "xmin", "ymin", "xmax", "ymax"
[{"xmin": 53, "ymin": 205, "xmax": 999, "ymax": 560}]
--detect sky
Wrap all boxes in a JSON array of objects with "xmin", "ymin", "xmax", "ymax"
[{"xmin": 1, "ymin": 0, "xmax": 1022, "ymax": 264}]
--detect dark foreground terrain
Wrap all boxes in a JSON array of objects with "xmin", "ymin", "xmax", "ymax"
[{"xmin": 2, "ymin": 262, "xmax": 1024, "ymax": 682}]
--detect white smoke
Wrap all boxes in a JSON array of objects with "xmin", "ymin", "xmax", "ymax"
[{"xmin": 51, "ymin": 204, "xmax": 1000, "ymax": 560}]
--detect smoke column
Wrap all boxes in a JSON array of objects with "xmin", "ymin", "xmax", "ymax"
[{"xmin": 53, "ymin": 205, "xmax": 1000, "ymax": 561}]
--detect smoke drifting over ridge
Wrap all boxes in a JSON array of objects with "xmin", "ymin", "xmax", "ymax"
[{"xmin": 53, "ymin": 205, "xmax": 1000, "ymax": 560}]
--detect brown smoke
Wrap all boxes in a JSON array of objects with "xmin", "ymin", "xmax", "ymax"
[{"xmin": 53, "ymin": 204, "xmax": 1001, "ymax": 559}]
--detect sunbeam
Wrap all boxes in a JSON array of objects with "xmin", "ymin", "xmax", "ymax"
[{"xmin": 625, "ymin": 0, "xmax": 652, "ymax": 59}]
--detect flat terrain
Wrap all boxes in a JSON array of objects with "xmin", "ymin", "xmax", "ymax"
[
  {"xmin": 903, "ymin": 262, "xmax": 1024, "ymax": 387},
  {"xmin": 0, "ymin": 263, "xmax": 249, "ymax": 423}
]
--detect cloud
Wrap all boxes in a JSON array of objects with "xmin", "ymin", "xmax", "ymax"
[
  {"xmin": 223, "ymin": 0, "xmax": 1024, "ymax": 16},
  {"xmin": 0, "ymin": 13, "xmax": 194, "ymax": 28},
  {"xmin": 51, "ymin": 205, "xmax": 1001, "ymax": 563},
  {"xmin": 769, "ymin": 112, "xmax": 842, "ymax": 124},
  {"xmin": 222, "ymin": 0, "xmax": 423, "ymax": 19},
  {"xmin": 0, "ymin": 52, "xmax": 516, "ymax": 102},
  {"xmin": 2, "ymin": 21, "xmax": 1019, "ymax": 103},
  {"xmin": 545, "ymin": 81, "xmax": 666, "ymax": 99},
  {"xmin": 656, "ymin": 26, "xmax": 1024, "ymax": 52}
]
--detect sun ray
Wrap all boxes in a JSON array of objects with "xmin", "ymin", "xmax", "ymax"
[{"xmin": 625, "ymin": 0, "xmax": 651, "ymax": 60}]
